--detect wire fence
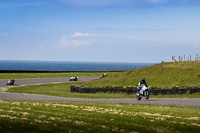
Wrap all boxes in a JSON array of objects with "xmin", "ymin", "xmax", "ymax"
[{"xmin": 172, "ymin": 53, "xmax": 200, "ymax": 62}]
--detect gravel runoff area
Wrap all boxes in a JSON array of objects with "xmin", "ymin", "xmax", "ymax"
[
  {"xmin": 0, "ymin": 76, "xmax": 100, "ymax": 87},
  {"xmin": 0, "ymin": 93, "xmax": 200, "ymax": 107}
]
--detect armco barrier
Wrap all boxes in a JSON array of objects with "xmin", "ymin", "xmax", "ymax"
[{"xmin": 70, "ymin": 86, "xmax": 200, "ymax": 95}]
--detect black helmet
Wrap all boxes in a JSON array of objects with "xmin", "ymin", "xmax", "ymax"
[{"xmin": 141, "ymin": 78, "xmax": 145, "ymax": 81}]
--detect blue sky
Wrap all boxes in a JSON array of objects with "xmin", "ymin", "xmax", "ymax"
[{"xmin": 0, "ymin": 0, "xmax": 200, "ymax": 63}]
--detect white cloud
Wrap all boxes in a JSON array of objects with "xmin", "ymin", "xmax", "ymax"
[
  {"xmin": 56, "ymin": 32, "xmax": 100, "ymax": 49},
  {"xmin": 71, "ymin": 40, "xmax": 92, "ymax": 46},
  {"xmin": 56, "ymin": 35, "xmax": 92, "ymax": 49},
  {"xmin": 71, "ymin": 32, "xmax": 90, "ymax": 38},
  {"xmin": 71, "ymin": 32, "xmax": 100, "ymax": 38},
  {"xmin": 57, "ymin": 35, "xmax": 68, "ymax": 48}
]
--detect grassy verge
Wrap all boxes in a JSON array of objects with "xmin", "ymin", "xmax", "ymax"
[
  {"xmin": 0, "ymin": 72, "xmax": 118, "ymax": 80},
  {"xmin": 4, "ymin": 82, "xmax": 200, "ymax": 98},
  {"xmin": 0, "ymin": 100, "xmax": 199, "ymax": 133}
]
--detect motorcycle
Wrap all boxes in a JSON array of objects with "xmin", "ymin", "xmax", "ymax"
[
  {"xmin": 136, "ymin": 84, "xmax": 149, "ymax": 100},
  {"xmin": 100, "ymin": 73, "xmax": 107, "ymax": 79},
  {"xmin": 69, "ymin": 76, "xmax": 79, "ymax": 81},
  {"xmin": 7, "ymin": 79, "xmax": 15, "ymax": 85},
  {"xmin": 100, "ymin": 75, "xmax": 105, "ymax": 78}
]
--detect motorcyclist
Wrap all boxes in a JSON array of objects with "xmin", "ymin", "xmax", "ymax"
[
  {"xmin": 74, "ymin": 75, "xmax": 77, "ymax": 81},
  {"xmin": 103, "ymin": 73, "xmax": 107, "ymax": 77},
  {"xmin": 137, "ymin": 78, "xmax": 148, "ymax": 92},
  {"xmin": 138, "ymin": 78, "xmax": 148, "ymax": 87},
  {"xmin": 7, "ymin": 79, "xmax": 15, "ymax": 85}
]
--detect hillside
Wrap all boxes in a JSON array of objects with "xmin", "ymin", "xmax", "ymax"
[{"xmin": 82, "ymin": 62, "xmax": 200, "ymax": 88}]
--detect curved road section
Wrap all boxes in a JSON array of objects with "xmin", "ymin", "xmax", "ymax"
[
  {"xmin": 0, "ymin": 93, "xmax": 199, "ymax": 107},
  {"xmin": 0, "ymin": 76, "xmax": 100, "ymax": 87},
  {"xmin": 0, "ymin": 77, "xmax": 200, "ymax": 107}
]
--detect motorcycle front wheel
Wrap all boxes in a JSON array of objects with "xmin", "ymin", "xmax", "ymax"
[
  {"xmin": 136, "ymin": 93, "xmax": 141, "ymax": 101},
  {"xmin": 145, "ymin": 90, "xmax": 149, "ymax": 100}
]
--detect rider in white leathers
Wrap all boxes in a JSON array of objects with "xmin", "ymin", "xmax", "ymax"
[{"xmin": 137, "ymin": 78, "xmax": 148, "ymax": 92}]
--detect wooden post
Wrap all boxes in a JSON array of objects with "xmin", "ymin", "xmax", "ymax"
[
  {"xmin": 190, "ymin": 55, "xmax": 192, "ymax": 61},
  {"xmin": 173, "ymin": 55, "xmax": 175, "ymax": 61},
  {"xmin": 184, "ymin": 54, "xmax": 185, "ymax": 62},
  {"xmin": 196, "ymin": 53, "xmax": 198, "ymax": 62},
  {"xmin": 179, "ymin": 56, "xmax": 181, "ymax": 62}
]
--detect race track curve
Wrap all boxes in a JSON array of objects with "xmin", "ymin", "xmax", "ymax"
[
  {"xmin": 0, "ymin": 76, "xmax": 100, "ymax": 87},
  {"xmin": 0, "ymin": 77, "xmax": 200, "ymax": 107},
  {"xmin": 0, "ymin": 93, "xmax": 199, "ymax": 107}
]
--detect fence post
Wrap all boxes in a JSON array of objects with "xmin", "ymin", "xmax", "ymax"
[{"xmin": 184, "ymin": 54, "xmax": 185, "ymax": 62}]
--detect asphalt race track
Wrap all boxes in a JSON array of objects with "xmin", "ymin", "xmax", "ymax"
[
  {"xmin": 0, "ymin": 76, "xmax": 100, "ymax": 87},
  {"xmin": 0, "ymin": 93, "xmax": 200, "ymax": 107},
  {"xmin": 0, "ymin": 77, "xmax": 200, "ymax": 107}
]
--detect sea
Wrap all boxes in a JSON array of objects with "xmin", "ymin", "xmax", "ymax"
[{"xmin": 0, "ymin": 60, "xmax": 154, "ymax": 72}]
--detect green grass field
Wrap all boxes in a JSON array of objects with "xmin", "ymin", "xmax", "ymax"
[
  {"xmin": 1, "ymin": 62, "xmax": 200, "ymax": 132},
  {"xmin": 0, "ymin": 100, "xmax": 199, "ymax": 133},
  {"xmin": 82, "ymin": 62, "xmax": 200, "ymax": 88}
]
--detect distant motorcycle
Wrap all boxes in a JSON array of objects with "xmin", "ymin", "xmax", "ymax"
[
  {"xmin": 136, "ymin": 84, "xmax": 149, "ymax": 100},
  {"xmin": 100, "ymin": 75, "xmax": 104, "ymax": 78},
  {"xmin": 69, "ymin": 76, "xmax": 78, "ymax": 81},
  {"xmin": 100, "ymin": 73, "xmax": 107, "ymax": 79},
  {"xmin": 7, "ymin": 79, "xmax": 15, "ymax": 85}
]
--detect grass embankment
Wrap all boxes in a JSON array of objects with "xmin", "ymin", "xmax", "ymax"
[
  {"xmin": 0, "ymin": 72, "xmax": 118, "ymax": 80},
  {"xmin": 0, "ymin": 100, "xmax": 199, "ymax": 133},
  {"xmin": 2, "ymin": 62, "xmax": 200, "ymax": 88},
  {"xmin": 4, "ymin": 82, "xmax": 200, "ymax": 98},
  {"xmin": 82, "ymin": 62, "xmax": 200, "ymax": 88}
]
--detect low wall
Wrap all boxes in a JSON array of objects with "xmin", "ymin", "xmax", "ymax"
[{"xmin": 70, "ymin": 86, "xmax": 200, "ymax": 95}]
